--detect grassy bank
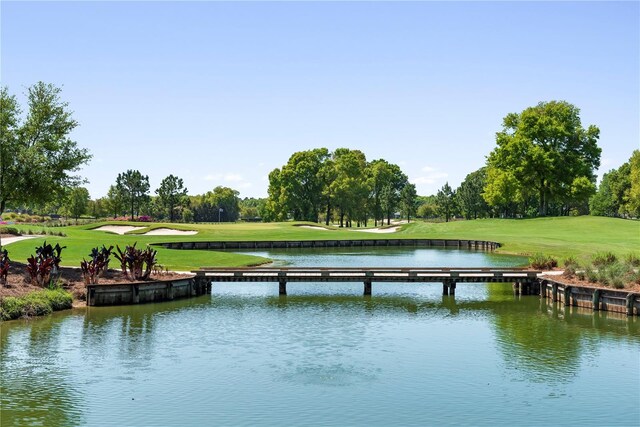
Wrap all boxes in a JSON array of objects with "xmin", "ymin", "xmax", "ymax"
[
  {"xmin": 2, "ymin": 216, "xmax": 638, "ymax": 270},
  {"xmin": 0, "ymin": 289, "xmax": 73, "ymax": 321}
]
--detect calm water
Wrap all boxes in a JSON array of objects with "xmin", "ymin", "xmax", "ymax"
[{"xmin": 1, "ymin": 248, "xmax": 639, "ymax": 427}]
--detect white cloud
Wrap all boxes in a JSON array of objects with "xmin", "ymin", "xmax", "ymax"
[
  {"xmin": 203, "ymin": 173, "xmax": 222, "ymax": 181},
  {"xmin": 224, "ymin": 173, "xmax": 243, "ymax": 182},
  {"xmin": 421, "ymin": 166, "xmax": 436, "ymax": 172}
]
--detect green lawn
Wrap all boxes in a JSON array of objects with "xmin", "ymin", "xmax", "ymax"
[{"xmin": 3, "ymin": 216, "xmax": 638, "ymax": 270}]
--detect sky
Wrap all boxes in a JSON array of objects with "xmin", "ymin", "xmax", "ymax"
[{"xmin": 1, "ymin": 1, "xmax": 638, "ymax": 200}]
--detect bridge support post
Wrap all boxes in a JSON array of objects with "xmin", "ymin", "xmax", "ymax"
[
  {"xmin": 363, "ymin": 279, "xmax": 372, "ymax": 296},
  {"xmin": 442, "ymin": 282, "xmax": 449, "ymax": 296},
  {"xmin": 279, "ymin": 279, "xmax": 287, "ymax": 296},
  {"xmin": 450, "ymin": 282, "xmax": 456, "ymax": 296},
  {"xmin": 442, "ymin": 280, "xmax": 456, "ymax": 296}
]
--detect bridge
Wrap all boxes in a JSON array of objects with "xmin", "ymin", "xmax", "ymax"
[{"xmin": 192, "ymin": 267, "xmax": 541, "ymax": 296}]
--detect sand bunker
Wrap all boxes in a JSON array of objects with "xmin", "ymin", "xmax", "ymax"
[
  {"xmin": 93, "ymin": 225, "xmax": 146, "ymax": 235},
  {"xmin": 143, "ymin": 228, "xmax": 198, "ymax": 236},
  {"xmin": 92, "ymin": 225, "xmax": 198, "ymax": 236},
  {"xmin": 0, "ymin": 235, "xmax": 41, "ymax": 246},
  {"xmin": 298, "ymin": 225, "xmax": 332, "ymax": 231},
  {"xmin": 352, "ymin": 226, "xmax": 400, "ymax": 234}
]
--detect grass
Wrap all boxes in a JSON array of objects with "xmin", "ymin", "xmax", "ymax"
[
  {"xmin": 1, "ymin": 216, "xmax": 638, "ymax": 271},
  {"xmin": 0, "ymin": 289, "xmax": 73, "ymax": 321}
]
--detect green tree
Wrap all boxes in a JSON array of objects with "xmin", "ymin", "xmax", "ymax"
[
  {"xmin": 379, "ymin": 164, "xmax": 409, "ymax": 225},
  {"xmin": 487, "ymin": 101, "xmax": 601, "ymax": 216},
  {"xmin": 456, "ymin": 167, "xmax": 489, "ymax": 219},
  {"xmin": 416, "ymin": 195, "xmax": 438, "ymax": 219},
  {"xmin": 116, "ymin": 170, "xmax": 150, "ymax": 220},
  {"xmin": 329, "ymin": 149, "xmax": 369, "ymax": 227},
  {"xmin": 400, "ymin": 183, "xmax": 417, "ymax": 222},
  {"xmin": 156, "ymin": 174, "xmax": 188, "ymax": 222},
  {"xmin": 628, "ymin": 150, "xmax": 640, "ymax": 217},
  {"xmin": 269, "ymin": 148, "xmax": 329, "ymax": 222},
  {"xmin": 0, "ymin": 83, "xmax": 91, "ymax": 218},
  {"xmin": 106, "ymin": 185, "xmax": 125, "ymax": 218},
  {"xmin": 61, "ymin": 186, "xmax": 90, "ymax": 224},
  {"xmin": 436, "ymin": 182, "xmax": 455, "ymax": 222}
]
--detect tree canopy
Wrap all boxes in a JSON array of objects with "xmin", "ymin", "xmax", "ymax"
[
  {"xmin": 116, "ymin": 170, "xmax": 150, "ymax": 220},
  {"xmin": 156, "ymin": 174, "xmax": 188, "ymax": 222},
  {"xmin": 0, "ymin": 83, "xmax": 91, "ymax": 216},
  {"xmin": 485, "ymin": 101, "xmax": 600, "ymax": 216},
  {"xmin": 265, "ymin": 148, "xmax": 412, "ymax": 226}
]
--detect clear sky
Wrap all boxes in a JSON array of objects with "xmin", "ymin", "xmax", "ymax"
[{"xmin": 2, "ymin": 1, "xmax": 638, "ymax": 200}]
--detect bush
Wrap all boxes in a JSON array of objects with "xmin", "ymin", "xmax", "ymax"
[
  {"xmin": 25, "ymin": 241, "xmax": 66, "ymax": 287},
  {"xmin": 114, "ymin": 243, "xmax": 157, "ymax": 281},
  {"xmin": 529, "ymin": 253, "xmax": 558, "ymax": 270},
  {"xmin": 562, "ymin": 256, "xmax": 580, "ymax": 277},
  {"xmin": 0, "ymin": 248, "xmax": 9, "ymax": 285},
  {"xmin": 0, "ymin": 289, "xmax": 72, "ymax": 321},
  {"xmin": 624, "ymin": 253, "xmax": 640, "ymax": 268},
  {"xmin": 80, "ymin": 245, "xmax": 113, "ymax": 284},
  {"xmin": 0, "ymin": 226, "xmax": 20, "ymax": 236},
  {"xmin": 592, "ymin": 252, "xmax": 617, "ymax": 268}
]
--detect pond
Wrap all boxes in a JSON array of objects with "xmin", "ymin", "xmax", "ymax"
[{"xmin": 1, "ymin": 248, "xmax": 638, "ymax": 426}]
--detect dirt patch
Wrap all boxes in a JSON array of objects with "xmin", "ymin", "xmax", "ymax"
[{"xmin": 0, "ymin": 263, "xmax": 194, "ymax": 308}]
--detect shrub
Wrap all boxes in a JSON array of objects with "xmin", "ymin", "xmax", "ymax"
[
  {"xmin": 624, "ymin": 253, "xmax": 640, "ymax": 268},
  {"xmin": 0, "ymin": 248, "xmax": 9, "ymax": 285},
  {"xmin": 592, "ymin": 252, "xmax": 617, "ymax": 268},
  {"xmin": 562, "ymin": 256, "xmax": 580, "ymax": 278},
  {"xmin": 0, "ymin": 226, "xmax": 20, "ymax": 236},
  {"xmin": 585, "ymin": 266, "xmax": 598, "ymax": 283},
  {"xmin": 113, "ymin": 243, "xmax": 157, "ymax": 281},
  {"xmin": 529, "ymin": 253, "xmax": 558, "ymax": 270},
  {"xmin": 25, "ymin": 241, "xmax": 66, "ymax": 287},
  {"xmin": 0, "ymin": 289, "xmax": 72, "ymax": 320},
  {"xmin": 80, "ymin": 245, "xmax": 114, "ymax": 284}
]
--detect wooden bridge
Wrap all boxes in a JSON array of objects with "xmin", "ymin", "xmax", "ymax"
[{"xmin": 192, "ymin": 267, "xmax": 541, "ymax": 296}]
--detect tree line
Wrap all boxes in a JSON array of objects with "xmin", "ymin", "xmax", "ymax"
[
  {"xmin": 2, "ymin": 82, "xmax": 638, "ymax": 224},
  {"xmin": 263, "ymin": 148, "xmax": 417, "ymax": 226}
]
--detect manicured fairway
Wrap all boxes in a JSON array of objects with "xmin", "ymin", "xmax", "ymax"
[{"xmin": 2, "ymin": 216, "xmax": 638, "ymax": 270}]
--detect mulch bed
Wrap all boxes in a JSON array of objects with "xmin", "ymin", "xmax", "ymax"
[{"xmin": 0, "ymin": 263, "xmax": 193, "ymax": 308}]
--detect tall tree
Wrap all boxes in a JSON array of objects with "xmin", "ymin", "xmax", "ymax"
[
  {"xmin": 379, "ymin": 164, "xmax": 408, "ymax": 225},
  {"xmin": 486, "ymin": 101, "xmax": 601, "ymax": 216},
  {"xmin": 116, "ymin": 170, "xmax": 150, "ymax": 220},
  {"xmin": 628, "ymin": 150, "xmax": 640, "ymax": 217},
  {"xmin": 400, "ymin": 183, "xmax": 417, "ymax": 222},
  {"xmin": 275, "ymin": 148, "xmax": 329, "ymax": 222},
  {"xmin": 106, "ymin": 185, "xmax": 125, "ymax": 218},
  {"xmin": 329, "ymin": 149, "xmax": 369, "ymax": 227},
  {"xmin": 0, "ymin": 83, "xmax": 91, "ymax": 218},
  {"xmin": 156, "ymin": 174, "xmax": 188, "ymax": 222},
  {"xmin": 436, "ymin": 182, "xmax": 455, "ymax": 222},
  {"xmin": 61, "ymin": 186, "xmax": 90, "ymax": 224},
  {"xmin": 456, "ymin": 168, "xmax": 489, "ymax": 220}
]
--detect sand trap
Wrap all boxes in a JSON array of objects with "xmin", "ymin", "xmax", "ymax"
[
  {"xmin": 143, "ymin": 228, "xmax": 198, "ymax": 236},
  {"xmin": 352, "ymin": 226, "xmax": 400, "ymax": 233},
  {"xmin": 93, "ymin": 225, "xmax": 146, "ymax": 234},
  {"xmin": 298, "ymin": 225, "xmax": 332, "ymax": 231},
  {"xmin": 0, "ymin": 235, "xmax": 41, "ymax": 246}
]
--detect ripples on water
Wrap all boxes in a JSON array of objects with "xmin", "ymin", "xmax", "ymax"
[{"xmin": 1, "ymin": 248, "xmax": 639, "ymax": 426}]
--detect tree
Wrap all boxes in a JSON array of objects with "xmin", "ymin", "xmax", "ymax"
[
  {"xmin": 486, "ymin": 101, "xmax": 601, "ymax": 216},
  {"xmin": 436, "ymin": 182, "xmax": 455, "ymax": 222},
  {"xmin": 156, "ymin": 174, "xmax": 188, "ymax": 222},
  {"xmin": 379, "ymin": 164, "xmax": 409, "ymax": 225},
  {"xmin": 278, "ymin": 148, "xmax": 329, "ymax": 222},
  {"xmin": 106, "ymin": 185, "xmax": 125, "ymax": 218},
  {"xmin": 400, "ymin": 183, "xmax": 417, "ymax": 222},
  {"xmin": 61, "ymin": 187, "xmax": 89, "ymax": 224},
  {"xmin": 329, "ymin": 149, "xmax": 369, "ymax": 227},
  {"xmin": 628, "ymin": 150, "xmax": 640, "ymax": 217},
  {"xmin": 0, "ymin": 83, "xmax": 91, "ymax": 218},
  {"xmin": 456, "ymin": 168, "xmax": 489, "ymax": 220},
  {"xmin": 116, "ymin": 170, "xmax": 150, "ymax": 220}
]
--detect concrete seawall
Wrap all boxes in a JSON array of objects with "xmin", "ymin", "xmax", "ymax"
[
  {"xmin": 540, "ymin": 278, "xmax": 640, "ymax": 316},
  {"xmin": 86, "ymin": 276, "xmax": 206, "ymax": 306},
  {"xmin": 157, "ymin": 239, "xmax": 501, "ymax": 251}
]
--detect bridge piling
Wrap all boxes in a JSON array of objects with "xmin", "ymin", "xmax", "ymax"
[
  {"xmin": 279, "ymin": 279, "xmax": 287, "ymax": 296},
  {"xmin": 364, "ymin": 279, "xmax": 372, "ymax": 296}
]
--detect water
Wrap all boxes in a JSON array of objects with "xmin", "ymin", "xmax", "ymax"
[{"xmin": 1, "ymin": 248, "xmax": 639, "ymax": 426}]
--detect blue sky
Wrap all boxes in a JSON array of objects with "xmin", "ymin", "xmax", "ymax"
[{"xmin": 2, "ymin": 1, "xmax": 638, "ymax": 199}]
